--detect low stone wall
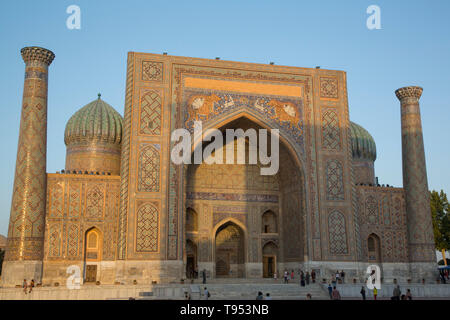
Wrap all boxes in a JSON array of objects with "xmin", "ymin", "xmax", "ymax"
[
  {"xmin": 321, "ymin": 283, "xmax": 450, "ymax": 299},
  {"xmin": 0, "ymin": 285, "xmax": 149, "ymax": 300}
]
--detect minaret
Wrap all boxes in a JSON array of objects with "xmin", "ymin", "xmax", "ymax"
[
  {"xmin": 2, "ymin": 47, "xmax": 54, "ymax": 286},
  {"xmin": 395, "ymin": 86, "xmax": 436, "ymax": 279}
]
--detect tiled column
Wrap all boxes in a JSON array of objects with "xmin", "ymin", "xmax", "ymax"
[
  {"xmin": 395, "ymin": 86, "xmax": 435, "ymax": 270},
  {"xmin": 2, "ymin": 47, "xmax": 54, "ymax": 286}
]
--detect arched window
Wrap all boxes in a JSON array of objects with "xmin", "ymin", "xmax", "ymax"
[
  {"xmin": 85, "ymin": 228, "xmax": 102, "ymax": 261},
  {"xmin": 261, "ymin": 210, "xmax": 277, "ymax": 234},
  {"xmin": 367, "ymin": 233, "xmax": 381, "ymax": 262},
  {"xmin": 87, "ymin": 231, "xmax": 98, "ymax": 250}
]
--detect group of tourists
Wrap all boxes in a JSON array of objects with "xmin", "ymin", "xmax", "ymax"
[
  {"xmin": 256, "ymin": 291, "xmax": 272, "ymax": 300},
  {"xmin": 22, "ymin": 279, "xmax": 35, "ymax": 294},
  {"xmin": 331, "ymin": 270, "xmax": 346, "ymax": 286},
  {"xmin": 327, "ymin": 284, "xmax": 342, "ymax": 300},
  {"xmin": 281, "ymin": 269, "xmax": 316, "ymax": 286},
  {"xmin": 359, "ymin": 285, "xmax": 413, "ymax": 300}
]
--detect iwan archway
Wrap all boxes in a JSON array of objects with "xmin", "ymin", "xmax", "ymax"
[{"xmin": 183, "ymin": 114, "xmax": 307, "ymax": 279}]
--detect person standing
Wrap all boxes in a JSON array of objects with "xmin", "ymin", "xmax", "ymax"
[
  {"xmin": 311, "ymin": 270, "xmax": 316, "ymax": 283},
  {"xmin": 291, "ymin": 270, "xmax": 295, "ymax": 281},
  {"xmin": 360, "ymin": 286, "xmax": 366, "ymax": 300},
  {"xmin": 300, "ymin": 271, "xmax": 305, "ymax": 287},
  {"xmin": 373, "ymin": 287, "xmax": 378, "ymax": 300},
  {"xmin": 29, "ymin": 279, "xmax": 35, "ymax": 293},
  {"xmin": 273, "ymin": 271, "xmax": 278, "ymax": 282},
  {"xmin": 327, "ymin": 283, "xmax": 333, "ymax": 300},
  {"xmin": 203, "ymin": 287, "xmax": 210, "ymax": 300},
  {"xmin": 305, "ymin": 272, "xmax": 310, "ymax": 285},
  {"xmin": 202, "ymin": 269, "xmax": 207, "ymax": 284},
  {"xmin": 335, "ymin": 270, "xmax": 341, "ymax": 283},
  {"xmin": 331, "ymin": 287, "xmax": 341, "ymax": 300},
  {"xmin": 340, "ymin": 270, "xmax": 345, "ymax": 284},
  {"xmin": 284, "ymin": 270, "xmax": 288, "ymax": 284},
  {"xmin": 406, "ymin": 289, "xmax": 412, "ymax": 300},
  {"xmin": 23, "ymin": 279, "xmax": 28, "ymax": 294},
  {"xmin": 392, "ymin": 285, "xmax": 401, "ymax": 301}
]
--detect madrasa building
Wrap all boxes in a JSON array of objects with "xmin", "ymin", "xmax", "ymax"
[{"xmin": 1, "ymin": 46, "xmax": 436, "ymax": 286}]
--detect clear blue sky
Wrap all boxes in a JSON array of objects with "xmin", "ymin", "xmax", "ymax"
[{"xmin": 0, "ymin": 0, "xmax": 449, "ymax": 236}]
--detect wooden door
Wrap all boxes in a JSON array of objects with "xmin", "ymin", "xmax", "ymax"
[{"xmin": 85, "ymin": 265, "xmax": 97, "ymax": 282}]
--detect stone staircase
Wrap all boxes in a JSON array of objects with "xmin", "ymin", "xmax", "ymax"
[{"xmin": 144, "ymin": 279, "xmax": 329, "ymax": 300}]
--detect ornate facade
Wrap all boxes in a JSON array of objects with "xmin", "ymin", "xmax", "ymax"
[{"xmin": 1, "ymin": 47, "xmax": 436, "ymax": 286}]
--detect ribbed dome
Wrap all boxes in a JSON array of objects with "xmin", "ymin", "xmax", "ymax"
[
  {"xmin": 350, "ymin": 121, "xmax": 376, "ymax": 161},
  {"xmin": 64, "ymin": 95, "xmax": 123, "ymax": 146}
]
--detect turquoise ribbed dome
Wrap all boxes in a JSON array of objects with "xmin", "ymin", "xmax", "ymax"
[
  {"xmin": 64, "ymin": 95, "xmax": 123, "ymax": 146},
  {"xmin": 350, "ymin": 121, "xmax": 377, "ymax": 161}
]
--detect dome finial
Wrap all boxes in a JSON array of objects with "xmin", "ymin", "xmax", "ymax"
[{"xmin": 98, "ymin": 93, "xmax": 101, "ymax": 99}]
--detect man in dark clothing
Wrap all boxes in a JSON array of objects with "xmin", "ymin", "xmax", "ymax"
[
  {"xmin": 392, "ymin": 285, "xmax": 401, "ymax": 300},
  {"xmin": 360, "ymin": 286, "xmax": 366, "ymax": 300},
  {"xmin": 327, "ymin": 283, "xmax": 333, "ymax": 299},
  {"xmin": 340, "ymin": 270, "xmax": 345, "ymax": 284},
  {"xmin": 202, "ymin": 269, "xmax": 207, "ymax": 284}
]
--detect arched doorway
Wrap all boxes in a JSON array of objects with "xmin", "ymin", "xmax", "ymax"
[
  {"xmin": 367, "ymin": 233, "xmax": 381, "ymax": 263},
  {"xmin": 84, "ymin": 227, "xmax": 102, "ymax": 283},
  {"xmin": 262, "ymin": 241, "xmax": 278, "ymax": 278},
  {"xmin": 186, "ymin": 239, "xmax": 198, "ymax": 279},
  {"xmin": 215, "ymin": 221, "xmax": 245, "ymax": 278}
]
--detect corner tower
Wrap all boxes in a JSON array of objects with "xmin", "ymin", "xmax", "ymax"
[
  {"xmin": 2, "ymin": 47, "xmax": 54, "ymax": 286},
  {"xmin": 395, "ymin": 86, "xmax": 436, "ymax": 279}
]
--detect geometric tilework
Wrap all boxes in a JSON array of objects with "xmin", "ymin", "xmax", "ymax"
[
  {"xmin": 142, "ymin": 61, "xmax": 163, "ymax": 82},
  {"xmin": 365, "ymin": 195, "xmax": 379, "ymax": 224},
  {"xmin": 68, "ymin": 183, "xmax": 81, "ymax": 219},
  {"xmin": 328, "ymin": 210, "xmax": 348, "ymax": 255},
  {"xmin": 325, "ymin": 159, "xmax": 344, "ymax": 200},
  {"xmin": 321, "ymin": 109, "xmax": 341, "ymax": 150},
  {"xmin": 48, "ymin": 223, "xmax": 61, "ymax": 257},
  {"xmin": 49, "ymin": 183, "xmax": 64, "ymax": 218},
  {"xmin": 139, "ymin": 91, "xmax": 162, "ymax": 136},
  {"xmin": 392, "ymin": 196, "xmax": 403, "ymax": 226},
  {"xmin": 66, "ymin": 224, "xmax": 79, "ymax": 257},
  {"xmin": 320, "ymin": 77, "xmax": 339, "ymax": 99},
  {"xmin": 357, "ymin": 187, "xmax": 409, "ymax": 263},
  {"xmin": 86, "ymin": 185, "xmax": 104, "ymax": 219},
  {"xmin": 381, "ymin": 196, "xmax": 391, "ymax": 225},
  {"xmin": 136, "ymin": 202, "xmax": 159, "ymax": 252},
  {"xmin": 137, "ymin": 144, "xmax": 160, "ymax": 192},
  {"xmin": 44, "ymin": 176, "xmax": 120, "ymax": 262}
]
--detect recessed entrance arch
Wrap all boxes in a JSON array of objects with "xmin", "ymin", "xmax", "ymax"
[
  {"xmin": 83, "ymin": 227, "xmax": 102, "ymax": 283},
  {"xmin": 183, "ymin": 114, "xmax": 308, "ymax": 279},
  {"xmin": 214, "ymin": 220, "xmax": 245, "ymax": 278}
]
